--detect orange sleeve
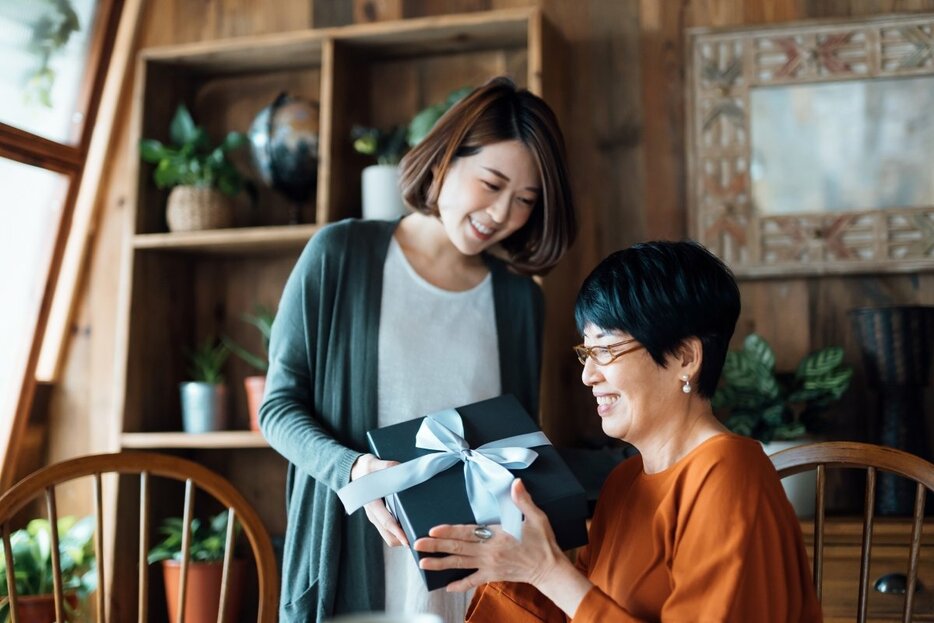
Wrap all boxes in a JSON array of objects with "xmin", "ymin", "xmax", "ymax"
[
  {"xmin": 466, "ymin": 582, "xmax": 567, "ymax": 623},
  {"xmin": 566, "ymin": 542, "xmax": 648, "ymax": 623},
  {"xmin": 466, "ymin": 545, "xmax": 593, "ymax": 623}
]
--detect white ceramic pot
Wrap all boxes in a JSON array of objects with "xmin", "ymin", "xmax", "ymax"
[
  {"xmin": 361, "ymin": 164, "xmax": 407, "ymax": 220},
  {"xmin": 761, "ymin": 439, "xmax": 816, "ymax": 518}
]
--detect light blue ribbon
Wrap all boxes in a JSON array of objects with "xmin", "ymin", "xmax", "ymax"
[{"xmin": 337, "ymin": 408, "xmax": 550, "ymax": 539}]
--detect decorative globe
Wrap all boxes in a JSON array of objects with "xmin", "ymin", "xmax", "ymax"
[{"xmin": 248, "ymin": 93, "xmax": 319, "ymax": 213}]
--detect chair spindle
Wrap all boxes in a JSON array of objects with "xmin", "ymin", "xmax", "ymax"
[
  {"xmin": 2, "ymin": 523, "xmax": 19, "ymax": 623},
  {"xmin": 94, "ymin": 473, "xmax": 107, "ymax": 623},
  {"xmin": 857, "ymin": 466, "xmax": 877, "ymax": 623},
  {"xmin": 45, "ymin": 486, "xmax": 66, "ymax": 623},
  {"xmin": 177, "ymin": 479, "xmax": 195, "ymax": 623},
  {"xmin": 903, "ymin": 482, "xmax": 926, "ymax": 622},
  {"xmin": 814, "ymin": 464, "xmax": 826, "ymax": 601},
  {"xmin": 139, "ymin": 471, "xmax": 150, "ymax": 623},
  {"xmin": 217, "ymin": 507, "xmax": 237, "ymax": 623}
]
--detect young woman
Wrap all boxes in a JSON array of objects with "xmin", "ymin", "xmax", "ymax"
[
  {"xmin": 414, "ymin": 241, "xmax": 822, "ymax": 622},
  {"xmin": 259, "ymin": 76, "xmax": 576, "ymax": 623}
]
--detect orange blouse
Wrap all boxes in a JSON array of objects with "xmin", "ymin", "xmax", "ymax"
[{"xmin": 466, "ymin": 434, "xmax": 822, "ymax": 622}]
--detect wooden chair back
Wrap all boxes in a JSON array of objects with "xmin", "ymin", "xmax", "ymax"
[
  {"xmin": 0, "ymin": 452, "xmax": 279, "ymax": 623},
  {"xmin": 770, "ymin": 441, "xmax": 934, "ymax": 623}
]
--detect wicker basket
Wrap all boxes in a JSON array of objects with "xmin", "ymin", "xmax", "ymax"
[{"xmin": 166, "ymin": 186, "xmax": 234, "ymax": 232}]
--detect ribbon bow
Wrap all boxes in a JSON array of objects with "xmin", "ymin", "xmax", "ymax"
[{"xmin": 337, "ymin": 408, "xmax": 550, "ymax": 539}]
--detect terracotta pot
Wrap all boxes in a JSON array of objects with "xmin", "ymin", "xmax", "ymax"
[
  {"xmin": 243, "ymin": 375, "xmax": 266, "ymax": 432},
  {"xmin": 8, "ymin": 592, "xmax": 78, "ymax": 623},
  {"xmin": 161, "ymin": 559, "xmax": 245, "ymax": 623}
]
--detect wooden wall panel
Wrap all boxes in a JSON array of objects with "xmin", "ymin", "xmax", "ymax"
[
  {"xmin": 45, "ymin": 0, "xmax": 934, "ymax": 521},
  {"xmin": 639, "ymin": 0, "xmax": 934, "ymax": 478}
]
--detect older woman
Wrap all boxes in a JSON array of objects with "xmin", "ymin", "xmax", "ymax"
[{"xmin": 413, "ymin": 241, "xmax": 822, "ymax": 622}]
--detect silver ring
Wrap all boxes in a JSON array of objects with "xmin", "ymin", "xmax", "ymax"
[{"xmin": 473, "ymin": 525, "xmax": 493, "ymax": 541}]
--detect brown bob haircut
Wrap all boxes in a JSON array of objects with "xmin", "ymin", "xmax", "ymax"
[{"xmin": 399, "ymin": 76, "xmax": 576, "ymax": 276}]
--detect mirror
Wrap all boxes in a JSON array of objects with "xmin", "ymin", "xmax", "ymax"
[{"xmin": 687, "ymin": 15, "xmax": 934, "ymax": 276}]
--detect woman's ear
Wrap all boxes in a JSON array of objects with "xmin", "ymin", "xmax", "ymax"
[{"xmin": 679, "ymin": 337, "xmax": 704, "ymax": 381}]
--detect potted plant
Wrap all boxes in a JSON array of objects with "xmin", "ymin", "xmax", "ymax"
[
  {"xmin": 713, "ymin": 333, "xmax": 854, "ymax": 516},
  {"xmin": 351, "ymin": 124, "xmax": 408, "ymax": 220},
  {"xmin": 148, "ymin": 511, "xmax": 244, "ymax": 623},
  {"xmin": 0, "ymin": 516, "xmax": 96, "ymax": 623},
  {"xmin": 222, "ymin": 306, "xmax": 275, "ymax": 432},
  {"xmin": 139, "ymin": 104, "xmax": 248, "ymax": 232},
  {"xmin": 350, "ymin": 85, "xmax": 472, "ymax": 221},
  {"xmin": 180, "ymin": 338, "xmax": 230, "ymax": 433}
]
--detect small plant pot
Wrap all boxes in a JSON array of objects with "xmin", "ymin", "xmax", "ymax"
[
  {"xmin": 9, "ymin": 592, "xmax": 79, "ymax": 623},
  {"xmin": 361, "ymin": 164, "xmax": 406, "ymax": 220},
  {"xmin": 179, "ymin": 382, "xmax": 228, "ymax": 433},
  {"xmin": 166, "ymin": 186, "xmax": 234, "ymax": 232},
  {"xmin": 161, "ymin": 559, "xmax": 245, "ymax": 623},
  {"xmin": 762, "ymin": 439, "xmax": 816, "ymax": 518},
  {"xmin": 243, "ymin": 375, "xmax": 266, "ymax": 432}
]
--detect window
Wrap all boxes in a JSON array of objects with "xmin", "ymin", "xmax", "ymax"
[{"xmin": 0, "ymin": 0, "xmax": 122, "ymax": 488}]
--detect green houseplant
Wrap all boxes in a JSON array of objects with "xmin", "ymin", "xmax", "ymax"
[
  {"xmin": 0, "ymin": 516, "xmax": 96, "ymax": 623},
  {"xmin": 179, "ymin": 338, "xmax": 230, "ymax": 434},
  {"xmin": 139, "ymin": 104, "xmax": 248, "ymax": 232},
  {"xmin": 223, "ymin": 306, "xmax": 275, "ymax": 431},
  {"xmin": 148, "ymin": 512, "xmax": 244, "ymax": 623},
  {"xmin": 405, "ymin": 85, "xmax": 472, "ymax": 147},
  {"xmin": 713, "ymin": 333, "xmax": 854, "ymax": 443},
  {"xmin": 713, "ymin": 334, "xmax": 853, "ymax": 517}
]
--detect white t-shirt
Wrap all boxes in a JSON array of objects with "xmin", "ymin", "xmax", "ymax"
[{"xmin": 378, "ymin": 237, "xmax": 501, "ymax": 621}]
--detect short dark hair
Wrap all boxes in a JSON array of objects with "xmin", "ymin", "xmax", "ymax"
[
  {"xmin": 574, "ymin": 241, "xmax": 741, "ymax": 398},
  {"xmin": 399, "ymin": 76, "xmax": 576, "ymax": 276}
]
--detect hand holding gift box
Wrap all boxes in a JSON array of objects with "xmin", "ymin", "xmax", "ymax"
[{"xmin": 337, "ymin": 394, "xmax": 588, "ymax": 590}]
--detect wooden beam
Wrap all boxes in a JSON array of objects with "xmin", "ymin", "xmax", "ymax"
[{"xmin": 36, "ymin": 0, "xmax": 146, "ymax": 382}]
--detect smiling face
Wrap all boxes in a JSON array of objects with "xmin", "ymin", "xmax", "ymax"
[
  {"xmin": 434, "ymin": 140, "xmax": 540, "ymax": 256},
  {"xmin": 580, "ymin": 323, "xmax": 687, "ymax": 444}
]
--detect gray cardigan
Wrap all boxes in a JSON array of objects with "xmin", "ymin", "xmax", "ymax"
[{"xmin": 259, "ymin": 218, "xmax": 544, "ymax": 622}]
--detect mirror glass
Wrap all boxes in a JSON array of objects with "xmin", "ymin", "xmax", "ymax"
[{"xmin": 750, "ymin": 76, "xmax": 934, "ymax": 215}]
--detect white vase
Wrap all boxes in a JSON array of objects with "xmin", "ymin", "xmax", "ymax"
[
  {"xmin": 361, "ymin": 164, "xmax": 407, "ymax": 220},
  {"xmin": 761, "ymin": 439, "xmax": 817, "ymax": 518}
]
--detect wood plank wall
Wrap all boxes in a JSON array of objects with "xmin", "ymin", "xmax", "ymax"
[
  {"xmin": 639, "ymin": 0, "xmax": 934, "ymax": 460},
  {"xmin": 41, "ymin": 0, "xmax": 934, "ymax": 514}
]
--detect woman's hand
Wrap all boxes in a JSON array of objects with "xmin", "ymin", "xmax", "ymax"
[
  {"xmin": 414, "ymin": 479, "xmax": 593, "ymax": 615},
  {"xmin": 350, "ymin": 453, "xmax": 408, "ymax": 547},
  {"xmin": 414, "ymin": 478, "xmax": 567, "ymax": 591}
]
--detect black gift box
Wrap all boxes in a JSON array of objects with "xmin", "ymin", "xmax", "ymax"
[{"xmin": 367, "ymin": 394, "xmax": 588, "ymax": 591}]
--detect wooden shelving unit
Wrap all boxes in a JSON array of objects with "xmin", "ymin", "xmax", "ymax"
[
  {"xmin": 120, "ymin": 431, "xmax": 269, "ymax": 449},
  {"xmin": 111, "ymin": 7, "xmax": 566, "ymax": 617},
  {"xmin": 133, "ymin": 224, "xmax": 320, "ymax": 254}
]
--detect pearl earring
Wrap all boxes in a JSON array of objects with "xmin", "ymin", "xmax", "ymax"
[{"xmin": 681, "ymin": 375, "xmax": 691, "ymax": 394}]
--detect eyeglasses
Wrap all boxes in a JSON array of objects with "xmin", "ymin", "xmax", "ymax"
[{"xmin": 573, "ymin": 339, "xmax": 645, "ymax": 366}]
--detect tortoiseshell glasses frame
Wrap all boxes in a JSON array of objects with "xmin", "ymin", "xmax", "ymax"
[{"xmin": 573, "ymin": 339, "xmax": 645, "ymax": 366}]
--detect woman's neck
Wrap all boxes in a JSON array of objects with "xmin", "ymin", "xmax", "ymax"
[
  {"xmin": 636, "ymin": 398, "xmax": 728, "ymax": 474},
  {"xmin": 394, "ymin": 212, "xmax": 488, "ymax": 291}
]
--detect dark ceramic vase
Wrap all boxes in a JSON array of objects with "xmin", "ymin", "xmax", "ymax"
[{"xmin": 849, "ymin": 306, "xmax": 934, "ymax": 515}]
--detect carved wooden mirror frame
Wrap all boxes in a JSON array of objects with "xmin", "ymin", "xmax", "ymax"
[{"xmin": 686, "ymin": 14, "xmax": 934, "ymax": 277}]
